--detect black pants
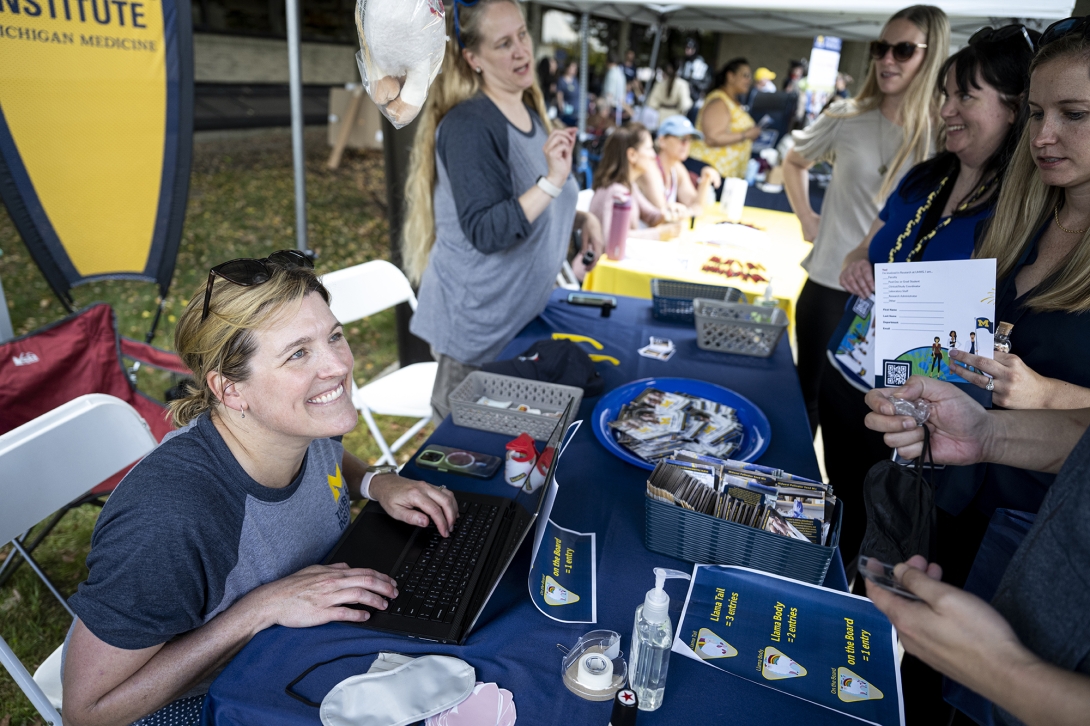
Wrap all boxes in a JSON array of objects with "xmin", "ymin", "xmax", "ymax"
[
  {"xmin": 818, "ymin": 364, "xmax": 892, "ymax": 565},
  {"xmin": 795, "ymin": 279, "xmax": 851, "ymax": 436}
]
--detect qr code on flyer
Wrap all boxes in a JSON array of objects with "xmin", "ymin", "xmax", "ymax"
[{"xmin": 883, "ymin": 361, "xmax": 911, "ymax": 387}]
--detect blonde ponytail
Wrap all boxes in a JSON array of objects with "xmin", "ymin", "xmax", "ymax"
[{"xmin": 402, "ymin": 0, "xmax": 549, "ymax": 284}]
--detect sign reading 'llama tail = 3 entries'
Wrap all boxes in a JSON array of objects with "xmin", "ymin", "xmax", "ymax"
[
  {"xmin": 0, "ymin": 0, "xmax": 192, "ymax": 304},
  {"xmin": 673, "ymin": 566, "xmax": 903, "ymax": 726}
]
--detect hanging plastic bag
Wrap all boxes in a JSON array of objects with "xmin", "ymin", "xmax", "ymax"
[{"xmin": 354, "ymin": 0, "xmax": 447, "ymax": 128}]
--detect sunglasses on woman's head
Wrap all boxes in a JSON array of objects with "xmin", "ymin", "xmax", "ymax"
[
  {"xmin": 1040, "ymin": 16, "xmax": 1090, "ymax": 48},
  {"xmin": 869, "ymin": 40, "xmax": 928, "ymax": 62},
  {"xmin": 969, "ymin": 24, "xmax": 1036, "ymax": 52},
  {"xmin": 201, "ymin": 250, "xmax": 313, "ymax": 322}
]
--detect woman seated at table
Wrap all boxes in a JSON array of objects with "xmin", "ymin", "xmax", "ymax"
[
  {"xmin": 823, "ymin": 24, "xmax": 1038, "ymax": 573},
  {"xmin": 61, "ymin": 253, "xmax": 457, "ymax": 726},
  {"xmin": 687, "ymin": 58, "xmax": 763, "ymax": 181},
  {"xmin": 588, "ymin": 123, "xmax": 683, "ymax": 243},
  {"xmin": 637, "ymin": 114, "xmax": 722, "ymax": 215}
]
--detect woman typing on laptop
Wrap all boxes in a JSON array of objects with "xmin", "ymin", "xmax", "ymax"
[{"xmin": 62, "ymin": 252, "xmax": 457, "ymax": 726}]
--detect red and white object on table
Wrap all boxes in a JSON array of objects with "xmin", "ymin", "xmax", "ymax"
[{"xmin": 505, "ymin": 433, "xmax": 538, "ymax": 488}]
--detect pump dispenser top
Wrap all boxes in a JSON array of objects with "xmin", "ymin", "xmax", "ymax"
[{"xmin": 642, "ymin": 568, "xmax": 690, "ymax": 624}]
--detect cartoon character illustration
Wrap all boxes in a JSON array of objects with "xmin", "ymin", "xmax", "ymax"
[
  {"xmin": 761, "ymin": 646, "xmax": 807, "ymax": 680},
  {"xmin": 543, "ymin": 575, "xmax": 580, "ymax": 605},
  {"xmin": 969, "ymin": 331, "xmax": 976, "ymax": 355},
  {"xmin": 948, "ymin": 330, "xmax": 958, "ymax": 351},
  {"xmin": 929, "ymin": 336, "xmax": 943, "ymax": 376},
  {"xmin": 837, "ymin": 667, "xmax": 884, "ymax": 702},
  {"xmin": 694, "ymin": 628, "xmax": 738, "ymax": 659}
]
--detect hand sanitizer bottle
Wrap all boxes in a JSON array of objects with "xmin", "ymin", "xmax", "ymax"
[{"xmin": 628, "ymin": 568, "xmax": 690, "ymax": 711}]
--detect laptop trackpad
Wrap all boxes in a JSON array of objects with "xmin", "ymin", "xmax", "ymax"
[{"xmin": 327, "ymin": 504, "xmax": 416, "ymax": 577}]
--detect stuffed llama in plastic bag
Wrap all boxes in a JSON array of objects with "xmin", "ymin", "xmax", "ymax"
[{"xmin": 355, "ymin": 0, "xmax": 447, "ymax": 128}]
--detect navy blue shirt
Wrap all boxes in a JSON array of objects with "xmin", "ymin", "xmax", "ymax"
[
  {"xmin": 969, "ymin": 224, "xmax": 1090, "ymax": 515},
  {"xmin": 868, "ymin": 173, "xmax": 993, "ymax": 264}
]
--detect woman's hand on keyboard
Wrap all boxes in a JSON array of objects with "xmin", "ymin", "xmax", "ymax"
[{"xmin": 369, "ymin": 474, "xmax": 459, "ymax": 536}]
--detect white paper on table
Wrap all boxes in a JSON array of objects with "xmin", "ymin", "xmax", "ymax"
[
  {"xmin": 530, "ymin": 420, "xmax": 581, "ymax": 562},
  {"xmin": 874, "ymin": 259, "xmax": 996, "ymax": 388}
]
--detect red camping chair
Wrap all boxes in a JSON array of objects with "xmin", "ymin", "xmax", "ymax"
[{"xmin": 0, "ymin": 303, "xmax": 189, "ymax": 589}]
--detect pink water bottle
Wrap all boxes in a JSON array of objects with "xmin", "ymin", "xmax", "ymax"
[{"xmin": 607, "ymin": 192, "xmax": 632, "ymax": 260}]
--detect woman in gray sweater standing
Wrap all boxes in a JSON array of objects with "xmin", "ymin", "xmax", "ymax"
[{"xmin": 403, "ymin": 0, "xmax": 602, "ymax": 420}]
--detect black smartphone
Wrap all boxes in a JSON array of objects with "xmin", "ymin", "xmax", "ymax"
[
  {"xmin": 567, "ymin": 292, "xmax": 616, "ymax": 308},
  {"xmin": 415, "ymin": 445, "xmax": 502, "ymax": 479},
  {"xmin": 857, "ymin": 556, "xmax": 921, "ymax": 601}
]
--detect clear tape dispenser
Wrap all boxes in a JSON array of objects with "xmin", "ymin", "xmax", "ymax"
[{"xmin": 558, "ymin": 629, "xmax": 628, "ymax": 701}]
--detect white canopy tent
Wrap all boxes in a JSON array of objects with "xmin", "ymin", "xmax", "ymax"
[{"xmin": 537, "ymin": 1, "xmax": 1075, "ymax": 42}]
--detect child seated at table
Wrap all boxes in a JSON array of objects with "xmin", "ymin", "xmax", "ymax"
[{"xmin": 588, "ymin": 123, "xmax": 683, "ymax": 247}]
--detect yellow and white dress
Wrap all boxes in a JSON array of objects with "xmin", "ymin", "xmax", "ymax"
[{"xmin": 689, "ymin": 89, "xmax": 755, "ymax": 179}]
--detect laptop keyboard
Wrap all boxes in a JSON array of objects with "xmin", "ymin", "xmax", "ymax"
[{"xmin": 388, "ymin": 500, "xmax": 498, "ymax": 623}]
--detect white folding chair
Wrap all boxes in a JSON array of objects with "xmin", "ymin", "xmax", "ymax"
[
  {"xmin": 0, "ymin": 394, "xmax": 158, "ymax": 724},
  {"xmin": 322, "ymin": 260, "xmax": 438, "ymax": 466}
]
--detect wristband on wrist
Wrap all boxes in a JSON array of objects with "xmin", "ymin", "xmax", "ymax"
[
  {"xmin": 536, "ymin": 175, "xmax": 563, "ymax": 198},
  {"xmin": 361, "ymin": 464, "xmax": 398, "ymax": 499}
]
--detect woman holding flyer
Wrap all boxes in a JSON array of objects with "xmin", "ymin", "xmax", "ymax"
[
  {"xmin": 782, "ymin": 5, "xmax": 949, "ymax": 436},
  {"xmin": 822, "ymin": 27, "xmax": 1038, "ymax": 577},
  {"xmin": 932, "ymin": 21, "xmax": 1090, "ymax": 586}
]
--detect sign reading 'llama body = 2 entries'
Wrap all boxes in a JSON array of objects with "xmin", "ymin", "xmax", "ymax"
[{"xmin": 673, "ymin": 566, "xmax": 903, "ymax": 725}]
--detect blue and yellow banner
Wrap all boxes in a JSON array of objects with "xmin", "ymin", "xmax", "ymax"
[{"xmin": 0, "ymin": 0, "xmax": 192, "ymax": 303}]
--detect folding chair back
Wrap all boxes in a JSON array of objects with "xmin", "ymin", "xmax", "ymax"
[
  {"xmin": 323, "ymin": 259, "xmax": 417, "ymax": 323},
  {"xmin": 320, "ymin": 260, "xmax": 437, "ymax": 465},
  {"xmin": 0, "ymin": 394, "xmax": 158, "ymax": 725}
]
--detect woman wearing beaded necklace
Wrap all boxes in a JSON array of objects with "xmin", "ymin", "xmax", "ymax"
[
  {"xmin": 822, "ymin": 26, "xmax": 1038, "ymax": 580},
  {"xmin": 783, "ymin": 5, "xmax": 949, "ymax": 437}
]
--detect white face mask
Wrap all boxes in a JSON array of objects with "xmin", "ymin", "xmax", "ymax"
[{"xmin": 288, "ymin": 652, "xmax": 476, "ymax": 726}]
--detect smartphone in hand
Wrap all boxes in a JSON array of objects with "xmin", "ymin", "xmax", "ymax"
[{"xmin": 858, "ymin": 555, "xmax": 921, "ymax": 601}]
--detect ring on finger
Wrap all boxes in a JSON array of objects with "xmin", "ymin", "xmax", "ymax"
[{"xmin": 986, "ymin": 379, "xmax": 995, "ymax": 392}]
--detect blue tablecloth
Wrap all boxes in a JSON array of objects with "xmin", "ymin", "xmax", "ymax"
[{"xmin": 202, "ymin": 290, "xmax": 849, "ymax": 726}]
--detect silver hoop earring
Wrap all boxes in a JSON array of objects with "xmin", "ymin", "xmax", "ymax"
[{"xmin": 240, "ymin": 408, "xmax": 246, "ymax": 419}]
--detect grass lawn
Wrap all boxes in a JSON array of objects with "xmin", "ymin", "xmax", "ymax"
[{"xmin": 0, "ymin": 128, "xmax": 433, "ymax": 724}]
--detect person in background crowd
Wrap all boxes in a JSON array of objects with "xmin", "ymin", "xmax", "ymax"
[
  {"xmin": 622, "ymin": 48, "xmax": 643, "ymax": 102},
  {"xmin": 402, "ymin": 0, "xmax": 603, "ymax": 420},
  {"xmin": 638, "ymin": 115, "xmax": 721, "ymax": 215},
  {"xmin": 601, "ymin": 52, "xmax": 628, "ymax": 119},
  {"xmin": 62, "ymin": 256, "xmax": 457, "ymax": 726},
  {"xmin": 537, "ymin": 55, "xmax": 558, "ymax": 118},
  {"xmin": 679, "ymin": 37, "xmax": 711, "ymax": 121},
  {"xmin": 589, "ymin": 124, "xmax": 676, "ymax": 243},
  {"xmin": 863, "ymin": 376, "xmax": 1090, "ymax": 726},
  {"xmin": 645, "ymin": 59, "xmax": 693, "ymax": 119},
  {"xmin": 829, "ymin": 24, "xmax": 1037, "ymax": 583},
  {"xmin": 835, "ymin": 71, "xmax": 854, "ymax": 99},
  {"xmin": 754, "ymin": 67, "xmax": 777, "ymax": 93},
  {"xmin": 557, "ymin": 60, "xmax": 580, "ymax": 126},
  {"xmin": 782, "ymin": 4, "xmax": 949, "ymax": 436},
  {"xmin": 782, "ymin": 59, "xmax": 807, "ymax": 93},
  {"xmin": 585, "ymin": 99, "xmax": 616, "ymax": 137},
  {"xmin": 688, "ymin": 58, "xmax": 762, "ymax": 180}
]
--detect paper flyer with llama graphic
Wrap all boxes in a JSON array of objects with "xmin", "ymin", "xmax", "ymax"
[
  {"xmin": 673, "ymin": 566, "xmax": 903, "ymax": 725},
  {"xmin": 874, "ymin": 260, "xmax": 996, "ymax": 389}
]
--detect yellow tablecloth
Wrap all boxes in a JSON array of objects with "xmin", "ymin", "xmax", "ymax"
[{"xmin": 583, "ymin": 207, "xmax": 812, "ymax": 328}]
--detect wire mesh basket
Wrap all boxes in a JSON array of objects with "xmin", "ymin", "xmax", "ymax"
[
  {"xmin": 651, "ymin": 279, "xmax": 745, "ymax": 324},
  {"xmin": 448, "ymin": 372, "xmax": 582, "ymax": 440},
  {"xmin": 693, "ymin": 299, "xmax": 788, "ymax": 357}
]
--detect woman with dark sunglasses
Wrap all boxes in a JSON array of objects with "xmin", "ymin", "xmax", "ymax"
[
  {"xmin": 61, "ymin": 258, "xmax": 457, "ymax": 726},
  {"xmin": 823, "ymin": 25, "xmax": 1039, "ymax": 584},
  {"xmin": 782, "ymin": 5, "xmax": 949, "ymax": 436}
]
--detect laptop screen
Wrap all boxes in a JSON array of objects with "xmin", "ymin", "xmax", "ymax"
[{"xmin": 512, "ymin": 396, "xmax": 574, "ymax": 523}]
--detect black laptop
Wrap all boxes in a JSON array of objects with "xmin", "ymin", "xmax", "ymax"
[{"xmin": 324, "ymin": 399, "xmax": 573, "ymax": 644}]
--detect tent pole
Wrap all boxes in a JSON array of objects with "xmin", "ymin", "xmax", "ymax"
[
  {"xmin": 0, "ymin": 273, "xmax": 13, "ymax": 343},
  {"xmin": 646, "ymin": 18, "xmax": 665, "ymax": 101},
  {"xmin": 285, "ymin": 0, "xmax": 309, "ymax": 253},
  {"xmin": 576, "ymin": 11, "xmax": 589, "ymax": 187}
]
